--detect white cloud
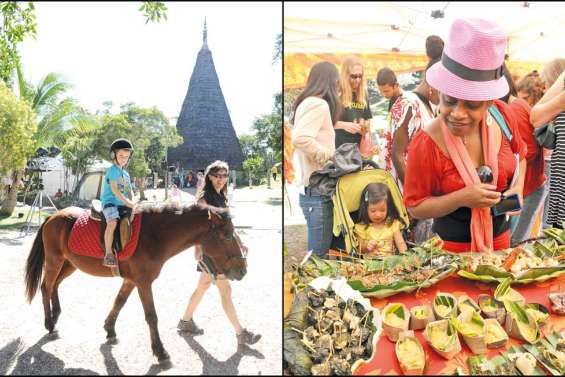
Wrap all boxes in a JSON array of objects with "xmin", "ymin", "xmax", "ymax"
[{"xmin": 19, "ymin": 1, "xmax": 282, "ymax": 136}]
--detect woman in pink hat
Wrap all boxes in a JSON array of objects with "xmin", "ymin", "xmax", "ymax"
[{"xmin": 403, "ymin": 18, "xmax": 527, "ymax": 253}]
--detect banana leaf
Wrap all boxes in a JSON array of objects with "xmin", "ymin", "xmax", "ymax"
[
  {"xmin": 495, "ymin": 278, "xmax": 525, "ymax": 303},
  {"xmin": 515, "ymin": 267, "xmax": 565, "ymax": 282},
  {"xmin": 460, "ymin": 266, "xmax": 565, "ymax": 284},
  {"xmin": 348, "ymin": 263, "xmax": 458, "ymax": 298},
  {"xmin": 542, "ymin": 227, "xmax": 565, "ymax": 245},
  {"xmin": 503, "ymin": 346, "xmax": 547, "ymax": 375},
  {"xmin": 283, "ymin": 290, "xmax": 312, "ymax": 376},
  {"xmin": 489, "ymin": 355, "xmax": 520, "ymax": 375},
  {"xmin": 523, "ymin": 341, "xmax": 563, "ymax": 376},
  {"xmin": 468, "ymin": 355, "xmax": 494, "ymax": 375},
  {"xmin": 546, "ymin": 332, "xmax": 565, "ymax": 349}
]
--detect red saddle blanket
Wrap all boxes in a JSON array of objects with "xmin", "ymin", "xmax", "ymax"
[{"xmin": 68, "ymin": 210, "xmax": 142, "ymax": 260}]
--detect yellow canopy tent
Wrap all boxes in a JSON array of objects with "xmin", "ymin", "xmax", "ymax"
[{"xmin": 284, "ymin": 2, "xmax": 565, "ymax": 89}]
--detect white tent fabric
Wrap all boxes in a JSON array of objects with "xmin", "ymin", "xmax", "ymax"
[{"xmin": 285, "ymin": 1, "xmax": 565, "ymax": 63}]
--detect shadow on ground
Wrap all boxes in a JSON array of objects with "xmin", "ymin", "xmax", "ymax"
[
  {"xmin": 180, "ymin": 333, "xmax": 264, "ymax": 375},
  {"xmin": 9, "ymin": 333, "xmax": 98, "ymax": 375},
  {"xmin": 99, "ymin": 342, "xmax": 173, "ymax": 376}
]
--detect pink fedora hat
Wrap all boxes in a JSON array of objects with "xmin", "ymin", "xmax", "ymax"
[{"xmin": 426, "ymin": 18, "xmax": 509, "ymax": 101}]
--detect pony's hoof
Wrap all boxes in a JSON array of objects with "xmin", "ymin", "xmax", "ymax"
[
  {"xmin": 158, "ymin": 351, "xmax": 170, "ymax": 364},
  {"xmin": 106, "ymin": 336, "xmax": 118, "ymax": 345},
  {"xmin": 46, "ymin": 331, "xmax": 59, "ymax": 341}
]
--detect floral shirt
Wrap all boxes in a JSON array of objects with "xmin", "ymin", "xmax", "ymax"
[{"xmin": 383, "ymin": 92, "xmax": 434, "ymax": 185}]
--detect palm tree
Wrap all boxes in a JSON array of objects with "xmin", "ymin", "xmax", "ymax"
[{"xmin": 0, "ymin": 70, "xmax": 94, "ymax": 215}]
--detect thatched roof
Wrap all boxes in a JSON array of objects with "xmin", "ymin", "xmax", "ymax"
[{"xmin": 168, "ymin": 19, "xmax": 244, "ymax": 171}]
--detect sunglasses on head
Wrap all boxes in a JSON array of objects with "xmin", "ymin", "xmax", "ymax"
[{"xmin": 349, "ymin": 74, "xmax": 363, "ymax": 80}]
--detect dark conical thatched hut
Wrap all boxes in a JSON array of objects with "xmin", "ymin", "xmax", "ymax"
[{"xmin": 168, "ymin": 19, "xmax": 244, "ymax": 172}]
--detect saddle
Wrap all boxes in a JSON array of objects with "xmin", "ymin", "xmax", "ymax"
[{"xmin": 90, "ymin": 200, "xmax": 132, "ymax": 254}]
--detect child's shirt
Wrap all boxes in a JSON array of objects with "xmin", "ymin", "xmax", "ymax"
[
  {"xmin": 101, "ymin": 164, "xmax": 132, "ymax": 207},
  {"xmin": 354, "ymin": 219, "xmax": 401, "ymax": 257}
]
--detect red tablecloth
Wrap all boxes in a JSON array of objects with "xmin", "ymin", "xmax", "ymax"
[{"xmin": 354, "ymin": 274, "xmax": 565, "ymax": 375}]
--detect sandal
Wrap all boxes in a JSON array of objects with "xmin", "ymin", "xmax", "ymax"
[{"xmin": 103, "ymin": 254, "xmax": 117, "ymax": 267}]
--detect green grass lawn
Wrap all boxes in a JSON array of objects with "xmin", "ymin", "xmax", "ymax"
[{"xmin": 0, "ymin": 206, "xmax": 56, "ymax": 231}]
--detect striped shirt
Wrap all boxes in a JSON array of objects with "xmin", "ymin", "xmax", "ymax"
[{"xmin": 547, "ymin": 111, "xmax": 565, "ymax": 225}]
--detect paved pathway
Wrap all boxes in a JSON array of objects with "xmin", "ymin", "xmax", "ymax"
[{"xmin": 0, "ymin": 187, "xmax": 281, "ymax": 375}]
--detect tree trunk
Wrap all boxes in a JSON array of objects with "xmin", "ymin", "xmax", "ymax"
[
  {"xmin": 139, "ymin": 177, "xmax": 147, "ymax": 201},
  {"xmin": 0, "ymin": 169, "xmax": 23, "ymax": 217}
]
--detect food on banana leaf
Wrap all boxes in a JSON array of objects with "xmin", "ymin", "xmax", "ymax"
[
  {"xmin": 524, "ymin": 303, "xmax": 550, "ymax": 326},
  {"xmin": 283, "ymin": 290, "xmax": 312, "ymax": 375},
  {"xmin": 382, "ymin": 303, "xmax": 410, "ymax": 342},
  {"xmin": 467, "ymin": 355, "xmax": 494, "ymax": 375},
  {"xmin": 524, "ymin": 340, "xmax": 565, "ymax": 376},
  {"xmin": 433, "ymin": 292, "xmax": 457, "ymax": 320},
  {"xmin": 506, "ymin": 352, "xmax": 538, "ymax": 375},
  {"xmin": 458, "ymin": 295, "xmax": 481, "ymax": 314},
  {"xmin": 494, "ymin": 278, "xmax": 525, "ymax": 304},
  {"xmin": 484, "ymin": 319, "xmax": 508, "ymax": 349},
  {"xmin": 395, "ymin": 331, "xmax": 425, "ymax": 375},
  {"xmin": 458, "ymin": 244, "xmax": 565, "ymax": 284},
  {"xmin": 283, "ymin": 285, "xmax": 378, "ymax": 376},
  {"xmin": 539, "ymin": 344, "xmax": 565, "ymax": 374},
  {"xmin": 504, "ymin": 300, "xmax": 540, "ymax": 344},
  {"xmin": 453, "ymin": 310, "xmax": 487, "ymax": 354},
  {"xmin": 478, "ymin": 295, "xmax": 506, "ymax": 325},
  {"xmin": 424, "ymin": 319, "xmax": 461, "ymax": 360},
  {"xmin": 293, "ymin": 245, "xmax": 460, "ymax": 299},
  {"xmin": 549, "ymin": 293, "xmax": 565, "ymax": 315},
  {"xmin": 410, "ymin": 305, "xmax": 434, "ymax": 330}
]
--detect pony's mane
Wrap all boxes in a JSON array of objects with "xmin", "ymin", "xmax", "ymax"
[{"xmin": 136, "ymin": 202, "xmax": 203, "ymax": 215}]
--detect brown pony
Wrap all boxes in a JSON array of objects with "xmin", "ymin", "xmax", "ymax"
[{"xmin": 24, "ymin": 202, "xmax": 247, "ymax": 363}]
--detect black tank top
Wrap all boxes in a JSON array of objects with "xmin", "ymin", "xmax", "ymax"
[{"xmin": 202, "ymin": 189, "xmax": 227, "ymax": 208}]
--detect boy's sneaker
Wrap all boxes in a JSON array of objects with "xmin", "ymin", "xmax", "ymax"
[
  {"xmin": 177, "ymin": 319, "xmax": 204, "ymax": 335},
  {"xmin": 237, "ymin": 328, "xmax": 261, "ymax": 345},
  {"xmin": 103, "ymin": 253, "xmax": 117, "ymax": 267}
]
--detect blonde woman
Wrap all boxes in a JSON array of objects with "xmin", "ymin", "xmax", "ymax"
[{"xmin": 334, "ymin": 57, "xmax": 372, "ymax": 150}]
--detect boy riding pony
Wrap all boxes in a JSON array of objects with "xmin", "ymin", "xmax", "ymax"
[{"xmin": 101, "ymin": 138, "xmax": 136, "ymax": 268}]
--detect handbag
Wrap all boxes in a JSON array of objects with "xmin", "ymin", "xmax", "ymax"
[{"xmin": 533, "ymin": 122, "xmax": 556, "ymax": 149}]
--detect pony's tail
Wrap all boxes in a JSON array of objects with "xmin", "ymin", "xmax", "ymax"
[{"xmin": 25, "ymin": 218, "xmax": 49, "ymax": 303}]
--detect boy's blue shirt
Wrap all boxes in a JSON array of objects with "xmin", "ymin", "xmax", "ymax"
[{"xmin": 101, "ymin": 164, "xmax": 131, "ymax": 207}]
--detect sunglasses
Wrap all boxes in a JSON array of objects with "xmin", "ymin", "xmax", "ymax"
[
  {"xmin": 210, "ymin": 173, "xmax": 228, "ymax": 179},
  {"xmin": 477, "ymin": 165, "xmax": 493, "ymax": 184},
  {"xmin": 349, "ymin": 74, "xmax": 363, "ymax": 80}
]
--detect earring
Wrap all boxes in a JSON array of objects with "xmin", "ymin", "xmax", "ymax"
[{"xmin": 486, "ymin": 113, "xmax": 494, "ymax": 127}]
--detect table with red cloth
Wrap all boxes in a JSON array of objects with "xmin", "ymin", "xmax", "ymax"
[{"xmin": 354, "ymin": 274, "xmax": 565, "ymax": 376}]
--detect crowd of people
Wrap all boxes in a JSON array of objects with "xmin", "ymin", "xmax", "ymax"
[{"xmin": 291, "ymin": 17, "xmax": 565, "ymax": 259}]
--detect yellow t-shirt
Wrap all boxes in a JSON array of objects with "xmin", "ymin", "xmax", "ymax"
[
  {"xmin": 271, "ymin": 166, "xmax": 278, "ymax": 174},
  {"xmin": 354, "ymin": 219, "xmax": 401, "ymax": 257}
]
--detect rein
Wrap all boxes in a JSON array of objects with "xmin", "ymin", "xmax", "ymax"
[{"xmin": 199, "ymin": 212, "xmax": 247, "ymax": 281}]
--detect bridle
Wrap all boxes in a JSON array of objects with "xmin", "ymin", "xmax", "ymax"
[{"xmin": 199, "ymin": 212, "xmax": 247, "ymax": 282}]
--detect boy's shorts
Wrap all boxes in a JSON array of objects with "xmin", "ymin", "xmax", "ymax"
[{"xmin": 102, "ymin": 205, "xmax": 120, "ymax": 221}]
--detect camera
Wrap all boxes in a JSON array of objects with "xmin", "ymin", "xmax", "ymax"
[{"xmin": 491, "ymin": 194, "xmax": 521, "ymax": 217}]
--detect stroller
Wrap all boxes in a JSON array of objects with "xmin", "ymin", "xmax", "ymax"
[{"xmin": 330, "ymin": 161, "xmax": 410, "ymax": 257}]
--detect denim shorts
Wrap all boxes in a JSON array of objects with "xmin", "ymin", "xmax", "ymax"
[{"xmin": 102, "ymin": 205, "xmax": 120, "ymax": 221}]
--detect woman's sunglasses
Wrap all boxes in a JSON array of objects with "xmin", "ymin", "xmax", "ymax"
[
  {"xmin": 477, "ymin": 165, "xmax": 493, "ymax": 184},
  {"xmin": 349, "ymin": 74, "xmax": 363, "ymax": 80},
  {"xmin": 210, "ymin": 173, "xmax": 228, "ymax": 179}
]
